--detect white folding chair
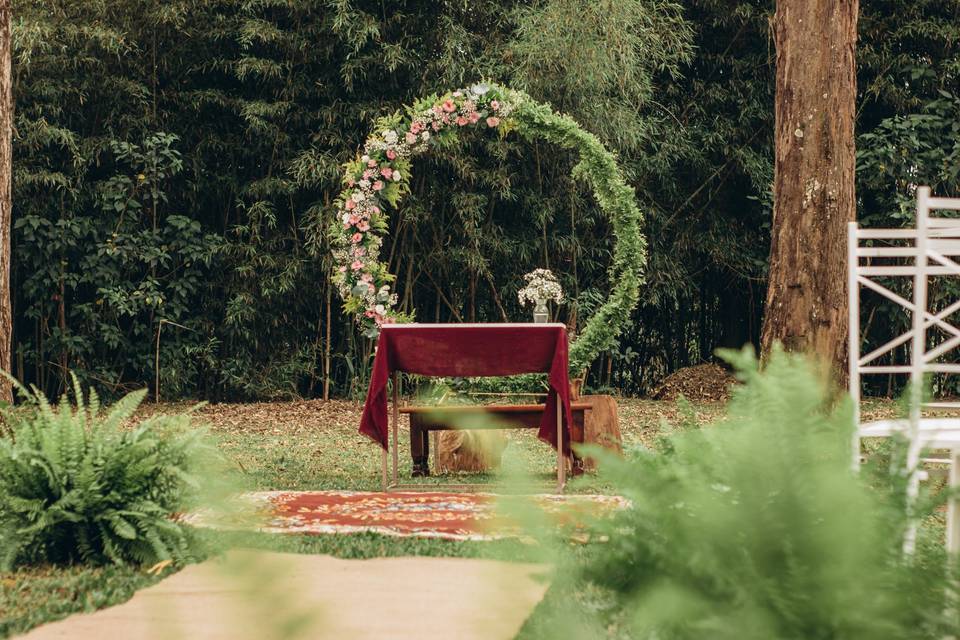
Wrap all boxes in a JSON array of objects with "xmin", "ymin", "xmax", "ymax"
[{"xmin": 848, "ymin": 186, "xmax": 960, "ymax": 554}]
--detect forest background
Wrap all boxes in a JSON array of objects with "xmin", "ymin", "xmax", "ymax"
[{"xmin": 10, "ymin": 0, "xmax": 960, "ymax": 401}]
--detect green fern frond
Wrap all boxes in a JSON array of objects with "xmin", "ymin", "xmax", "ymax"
[{"xmin": 0, "ymin": 373, "xmax": 217, "ymax": 569}]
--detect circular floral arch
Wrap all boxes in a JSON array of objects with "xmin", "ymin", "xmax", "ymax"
[{"xmin": 330, "ymin": 83, "xmax": 646, "ymax": 374}]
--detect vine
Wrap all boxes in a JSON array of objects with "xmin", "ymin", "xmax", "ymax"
[{"xmin": 328, "ymin": 83, "xmax": 646, "ymax": 374}]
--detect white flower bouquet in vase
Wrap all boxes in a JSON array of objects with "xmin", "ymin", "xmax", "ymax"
[{"xmin": 518, "ymin": 269, "xmax": 563, "ymax": 323}]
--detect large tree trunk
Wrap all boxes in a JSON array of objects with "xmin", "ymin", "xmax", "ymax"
[
  {"xmin": 0, "ymin": 0, "xmax": 11, "ymax": 402},
  {"xmin": 761, "ymin": 0, "xmax": 858, "ymax": 384}
]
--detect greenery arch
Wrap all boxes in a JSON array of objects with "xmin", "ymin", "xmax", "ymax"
[{"xmin": 329, "ymin": 83, "xmax": 646, "ymax": 374}]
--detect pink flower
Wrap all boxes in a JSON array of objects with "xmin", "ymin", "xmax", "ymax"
[
  {"xmin": 349, "ymin": 214, "xmax": 360, "ymax": 225},
  {"xmin": 345, "ymin": 200, "xmax": 355, "ymax": 210},
  {"xmin": 380, "ymin": 167, "xmax": 393, "ymax": 180},
  {"xmin": 371, "ymin": 206, "xmax": 381, "ymax": 214},
  {"xmin": 405, "ymin": 132, "xmax": 417, "ymax": 144},
  {"xmin": 338, "ymin": 265, "xmax": 347, "ymax": 273},
  {"xmin": 372, "ymin": 180, "xmax": 384, "ymax": 191},
  {"xmin": 347, "ymin": 178, "xmax": 355, "ymax": 187},
  {"xmin": 361, "ymin": 273, "xmax": 373, "ymax": 283},
  {"xmin": 358, "ymin": 221, "xmax": 370, "ymax": 232},
  {"xmin": 365, "ymin": 310, "xmax": 376, "ymax": 318},
  {"xmin": 362, "ymin": 169, "xmax": 373, "ymax": 179},
  {"xmin": 432, "ymin": 121, "xmax": 441, "ymax": 131},
  {"xmin": 351, "ymin": 260, "xmax": 363, "ymax": 271},
  {"xmin": 367, "ymin": 159, "xmax": 377, "ymax": 168},
  {"xmin": 456, "ymin": 116, "xmax": 468, "ymax": 126},
  {"xmin": 486, "ymin": 117, "xmax": 500, "ymax": 128},
  {"xmin": 410, "ymin": 122, "xmax": 422, "ymax": 134},
  {"xmin": 386, "ymin": 149, "xmax": 397, "ymax": 160},
  {"xmin": 432, "ymin": 105, "xmax": 443, "ymax": 116},
  {"xmin": 468, "ymin": 111, "xmax": 480, "ymax": 123},
  {"xmin": 351, "ymin": 233, "xmax": 363, "ymax": 243},
  {"xmin": 490, "ymin": 100, "xmax": 500, "ymax": 110},
  {"xmin": 368, "ymin": 283, "xmax": 376, "ymax": 292},
  {"xmin": 442, "ymin": 99, "xmax": 456, "ymax": 113}
]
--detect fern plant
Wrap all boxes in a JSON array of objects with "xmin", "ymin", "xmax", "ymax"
[
  {"xmin": 0, "ymin": 375, "xmax": 213, "ymax": 569},
  {"xmin": 561, "ymin": 348, "xmax": 957, "ymax": 639}
]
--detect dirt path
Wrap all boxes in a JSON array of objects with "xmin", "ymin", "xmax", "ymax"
[{"xmin": 19, "ymin": 550, "xmax": 550, "ymax": 640}]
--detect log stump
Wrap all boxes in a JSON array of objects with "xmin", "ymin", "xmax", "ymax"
[
  {"xmin": 578, "ymin": 394, "xmax": 622, "ymax": 471},
  {"xmin": 436, "ymin": 430, "xmax": 508, "ymax": 473}
]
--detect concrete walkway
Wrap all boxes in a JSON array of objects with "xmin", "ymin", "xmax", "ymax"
[{"xmin": 20, "ymin": 550, "xmax": 550, "ymax": 640}]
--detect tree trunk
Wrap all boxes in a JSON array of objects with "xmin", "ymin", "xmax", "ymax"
[
  {"xmin": 761, "ymin": 0, "xmax": 858, "ymax": 385},
  {"xmin": 0, "ymin": 0, "xmax": 12, "ymax": 402}
]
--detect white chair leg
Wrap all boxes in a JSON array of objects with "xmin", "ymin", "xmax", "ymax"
[{"xmin": 948, "ymin": 451, "xmax": 960, "ymax": 556}]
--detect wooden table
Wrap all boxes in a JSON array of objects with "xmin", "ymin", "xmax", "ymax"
[
  {"xmin": 403, "ymin": 403, "xmax": 593, "ymax": 476},
  {"xmin": 360, "ymin": 323, "xmax": 576, "ymax": 492}
]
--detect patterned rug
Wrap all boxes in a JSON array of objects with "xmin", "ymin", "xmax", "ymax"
[{"xmin": 207, "ymin": 491, "xmax": 627, "ymax": 541}]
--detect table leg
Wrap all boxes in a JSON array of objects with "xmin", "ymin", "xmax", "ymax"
[
  {"xmin": 381, "ymin": 448, "xmax": 388, "ymax": 492},
  {"xmin": 557, "ymin": 401, "xmax": 565, "ymax": 492},
  {"xmin": 392, "ymin": 372, "xmax": 400, "ymax": 488},
  {"xmin": 949, "ymin": 451, "xmax": 960, "ymax": 555}
]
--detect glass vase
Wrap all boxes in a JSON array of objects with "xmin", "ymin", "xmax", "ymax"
[{"xmin": 533, "ymin": 299, "xmax": 549, "ymax": 323}]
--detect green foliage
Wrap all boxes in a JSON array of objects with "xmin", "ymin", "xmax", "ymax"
[
  {"xmin": 511, "ymin": 0, "xmax": 693, "ymax": 153},
  {"xmin": 10, "ymin": 0, "xmax": 692, "ymax": 399},
  {"xmin": 8, "ymin": 0, "xmax": 959, "ymax": 399},
  {"xmin": 0, "ymin": 375, "xmax": 213, "ymax": 569},
  {"xmin": 561, "ymin": 349, "xmax": 955, "ymax": 639}
]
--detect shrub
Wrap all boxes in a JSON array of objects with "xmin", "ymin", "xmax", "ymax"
[
  {"xmin": 564, "ymin": 348, "xmax": 956, "ymax": 639},
  {"xmin": 0, "ymin": 376, "xmax": 214, "ymax": 569}
]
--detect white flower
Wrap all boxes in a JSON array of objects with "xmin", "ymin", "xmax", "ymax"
[
  {"xmin": 361, "ymin": 154, "xmax": 370, "ymax": 162},
  {"xmin": 341, "ymin": 212, "xmax": 351, "ymax": 224},
  {"xmin": 383, "ymin": 130, "xmax": 398, "ymax": 144},
  {"xmin": 351, "ymin": 191, "xmax": 365, "ymax": 203},
  {"xmin": 359, "ymin": 179, "xmax": 371, "ymax": 189},
  {"xmin": 375, "ymin": 304, "xmax": 386, "ymax": 314},
  {"xmin": 518, "ymin": 269, "xmax": 564, "ymax": 306},
  {"xmin": 392, "ymin": 170, "xmax": 401, "ymax": 181},
  {"xmin": 421, "ymin": 131, "xmax": 430, "ymax": 141}
]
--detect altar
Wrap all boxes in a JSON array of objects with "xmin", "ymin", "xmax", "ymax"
[{"xmin": 359, "ymin": 323, "xmax": 576, "ymax": 491}]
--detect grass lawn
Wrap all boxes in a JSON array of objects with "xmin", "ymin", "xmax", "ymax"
[{"xmin": 1, "ymin": 396, "xmax": 906, "ymax": 638}]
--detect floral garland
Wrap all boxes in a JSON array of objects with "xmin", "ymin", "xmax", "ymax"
[
  {"xmin": 329, "ymin": 83, "xmax": 646, "ymax": 373},
  {"xmin": 331, "ymin": 84, "xmax": 512, "ymax": 336}
]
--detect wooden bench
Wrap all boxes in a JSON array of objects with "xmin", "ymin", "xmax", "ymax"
[{"xmin": 400, "ymin": 403, "xmax": 593, "ymax": 476}]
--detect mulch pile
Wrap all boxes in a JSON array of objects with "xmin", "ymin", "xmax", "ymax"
[{"xmin": 650, "ymin": 363, "xmax": 737, "ymax": 403}]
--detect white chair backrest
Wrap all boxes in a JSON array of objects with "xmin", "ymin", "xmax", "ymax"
[{"xmin": 848, "ymin": 187, "xmax": 960, "ymax": 461}]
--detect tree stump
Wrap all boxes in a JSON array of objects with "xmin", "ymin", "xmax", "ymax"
[
  {"xmin": 578, "ymin": 394, "xmax": 622, "ymax": 471},
  {"xmin": 436, "ymin": 430, "xmax": 508, "ymax": 473}
]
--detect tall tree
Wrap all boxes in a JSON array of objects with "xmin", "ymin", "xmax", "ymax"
[
  {"xmin": 761, "ymin": 0, "xmax": 858, "ymax": 381},
  {"xmin": 0, "ymin": 0, "xmax": 11, "ymax": 402}
]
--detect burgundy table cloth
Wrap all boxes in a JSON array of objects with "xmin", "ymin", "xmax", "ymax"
[{"xmin": 359, "ymin": 323, "xmax": 574, "ymax": 454}]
